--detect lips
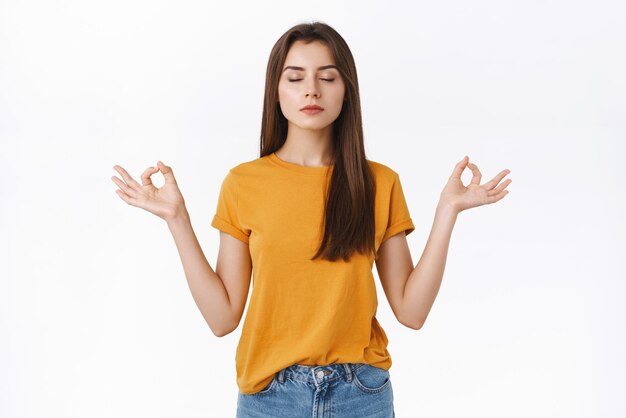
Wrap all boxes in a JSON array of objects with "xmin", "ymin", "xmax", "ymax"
[{"xmin": 300, "ymin": 104, "xmax": 324, "ymax": 111}]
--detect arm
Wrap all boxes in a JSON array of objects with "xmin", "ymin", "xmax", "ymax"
[
  {"xmin": 376, "ymin": 202, "xmax": 457, "ymax": 329},
  {"xmin": 111, "ymin": 161, "xmax": 251, "ymax": 337},
  {"xmin": 376, "ymin": 156, "xmax": 511, "ymax": 329},
  {"xmin": 167, "ymin": 209, "xmax": 252, "ymax": 337},
  {"xmin": 402, "ymin": 202, "xmax": 457, "ymax": 329}
]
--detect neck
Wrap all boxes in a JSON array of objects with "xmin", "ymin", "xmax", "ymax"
[{"xmin": 276, "ymin": 124, "xmax": 334, "ymax": 167}]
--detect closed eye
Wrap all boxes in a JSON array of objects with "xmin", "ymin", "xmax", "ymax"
[{"xmin": 288, "ymin": 78, "xmax": 335, "ymax": 82}]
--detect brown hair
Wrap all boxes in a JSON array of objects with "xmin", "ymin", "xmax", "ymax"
[{"xmin": 259, "ymin": 21, "xmax": 376, "ymax": 262}]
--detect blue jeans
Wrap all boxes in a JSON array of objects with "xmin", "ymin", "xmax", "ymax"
[{"xmin": 236, "ymin": 362, "xmax": 395, "ymax": 417}]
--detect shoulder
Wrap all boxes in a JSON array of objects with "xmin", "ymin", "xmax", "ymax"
[
  {"xmin": 221, "ymin": 155, "xmax": 271, "ymax": 179},
  {"xmin": 366, "ymin": 159, "xmax": 400, "ymax": 184}
]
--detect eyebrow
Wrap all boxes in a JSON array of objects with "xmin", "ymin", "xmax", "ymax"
[{"xmin": 282, "ymin": 65, "xmax": 339, "ymax": 72}]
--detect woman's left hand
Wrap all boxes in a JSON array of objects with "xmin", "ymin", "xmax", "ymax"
[{"xmin": 439, "ymin": 156, "xmax": 512, "ymax": 213}]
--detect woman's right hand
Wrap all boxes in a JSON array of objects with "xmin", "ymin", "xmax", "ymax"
[{"xmin": 111, "ymin": 161, "xmax": 186, "ymax": 222}]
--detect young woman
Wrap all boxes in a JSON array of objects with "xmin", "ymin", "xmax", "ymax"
[{"xmin": 111, "ymin": 21, "xmax": 511, "ymax": 418}]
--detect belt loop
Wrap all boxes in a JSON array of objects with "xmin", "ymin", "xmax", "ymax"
[
  {"xmin": 278, "ymin": 367, "xmax": 285, "ymax": 383},
  {"xmin": 342, "ymin": 363, "xmax": 353, "ymax": 383}
]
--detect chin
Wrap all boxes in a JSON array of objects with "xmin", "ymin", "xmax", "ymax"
[
  {"xmin": 296, "ymin": 122, "xmax": 334, "ymax": 131},
  {"xmin": 299, "ymin": 115, "xmax": 339, "ymax": 128}
]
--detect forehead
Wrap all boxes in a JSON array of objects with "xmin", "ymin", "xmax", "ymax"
[{"xmin": 283, "ymin": 40, "xmax": 336, "ymax": 69}]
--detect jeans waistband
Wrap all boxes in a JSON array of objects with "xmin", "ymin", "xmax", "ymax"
[{"xmin": 277, "ymin": 363, "xmax": 367, "ymax": 386}]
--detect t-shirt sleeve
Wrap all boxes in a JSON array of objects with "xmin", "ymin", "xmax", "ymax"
[
  {"xmin": 211, "ymin": 170, "xmax": 250, "ymax": 244},
  {"xmin": 381, "ymin": 173, "xmax": 415, "ymax": 243}
]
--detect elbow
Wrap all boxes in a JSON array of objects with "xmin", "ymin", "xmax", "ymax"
[
  {"xmin": 404, "ymin": 321, "xmax": 423, "ymax": 331},
  {"xmin": 397, "ymin": 303, "xmax": 424, "ymax": 330},
  {"xmin": 400, "ymin": 315, "xmax": 424, "ymax": 331},
  {"xmin": 207, "ymin": 306, "xmax": 240, "ymax": 337},
  {"xmin": 212, "ymin": 328, "xmax": 228, "ymax": 338},
  {"xmin": 211, "ymin": 324, "xmax": 235, "ymax": 338},
  {"xmin": 209, "ymin": 316, "xmax": 237, "ymax": 338}
]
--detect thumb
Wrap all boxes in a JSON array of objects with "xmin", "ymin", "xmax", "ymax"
[
  {"xmin": 450, "ymin": 155, "xmax": 469, "ymax": 179},
  {"xmin": 157, "ymin": 161, "xmax": 177, "ymax": 185}
]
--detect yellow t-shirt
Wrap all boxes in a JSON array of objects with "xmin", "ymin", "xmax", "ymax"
[{"xmin": 211, "ymin": 152, "xmax": 415, "ymax": 394}]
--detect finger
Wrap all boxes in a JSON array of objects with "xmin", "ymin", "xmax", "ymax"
[
  {"xmin": 483, "ymin": 169, "xmax": 511, "ymax": 191},
  {"xmin": 157, "ymin": 161, "xmax": 178, "ymax": 185},
  {"xmin": 140, "ymin": 166, "xmax": 159, "ymax": 187},
  {"xmin": 111, "ymin": 175, "xmax": 139, "ymax": 199},
  {"xmin": 114, "ymin": 188, "xmax": 138, "ymax": 206},
  {"xmin": 467, "ymin": 161, "xmax": 482, "ymax": 185},
  {"xmin": 486, "ymin": 189, "xmax": 509, "ymax": 204},
  {"xmin": 113, "ymin": 165, "xmax": 143, "ymax": 192},
  {"xmin": 487, "ymin": 178, "xmax": 512, "ymax": 196},
  {"xmin": 450, "ymin": 155, "xmax": 469, "ymax": 179}
]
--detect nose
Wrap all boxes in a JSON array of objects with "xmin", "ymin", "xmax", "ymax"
[
  {"xmin": 305, "ymin": 81, "xmax": 320, "ymax": 98},
  {"xmin": 305, "ymin": 89, "xmax": 319, "ymax": 98}
]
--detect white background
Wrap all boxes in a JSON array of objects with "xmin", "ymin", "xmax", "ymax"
[{"xmin": 1, "ymin": 0, "xmax": 625, "ymax": 417}]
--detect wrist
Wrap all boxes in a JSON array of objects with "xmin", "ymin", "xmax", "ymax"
[
  {"xmin": 437, "ymin": 200, "xmax": 460, "ymax": 217},
  {"xmin": 166, "ymin": 206, "xmax": 190, "ymax": 226}
]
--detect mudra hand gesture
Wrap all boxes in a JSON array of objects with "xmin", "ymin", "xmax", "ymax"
[
  {"xmin": 440, "ymin": 156, "xmax": 512, "ymax": 213},
  {"xmin": 111, "ymin": 161, "xmax": 186, "ymax": 222}
]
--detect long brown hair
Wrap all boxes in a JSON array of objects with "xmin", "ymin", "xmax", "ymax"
[{"xmin": 259, "ymin": 21, "xmax": 376, "ymax": 262}]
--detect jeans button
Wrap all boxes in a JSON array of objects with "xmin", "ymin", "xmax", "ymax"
[{"xmin": 316, "ymin": 370, "xmax": 325, "ymax": 379}]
